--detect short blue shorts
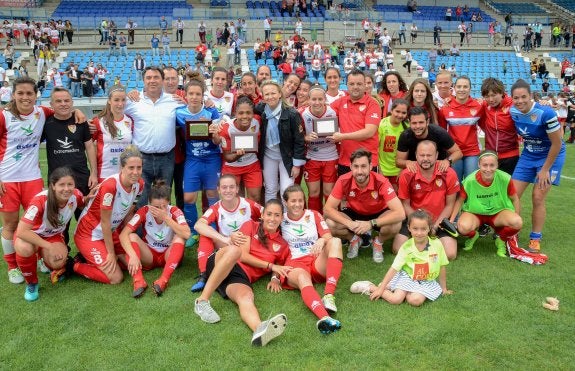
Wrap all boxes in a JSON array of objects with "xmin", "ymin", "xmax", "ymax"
[
  {"xmin": 512, "ymin": 149, "xmax": 565, "ymax": 186},
  {"xmin": 184, "ymin": 155, "xmax": 222, "ymax": 192}
]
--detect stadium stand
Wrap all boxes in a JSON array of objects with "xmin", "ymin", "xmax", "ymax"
[{"xmin": 487, "ymin": 2, "xmax": 545, "ymax": 14}]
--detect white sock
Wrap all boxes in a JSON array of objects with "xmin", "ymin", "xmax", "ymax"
[{"xmin": 1, "ymin": 237, "xmax": 14, "ymax": 255}]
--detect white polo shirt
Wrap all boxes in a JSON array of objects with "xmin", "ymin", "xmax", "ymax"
[{"xmin": 125, "ymin": 92, "xmax": 183, "ymax": 153}]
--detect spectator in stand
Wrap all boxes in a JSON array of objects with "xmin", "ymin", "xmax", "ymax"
[
  {"xmin": 410, "ymin": 23, "xmax": 418, "ymax": 43},
  {"xmin": 161, "ymin": 32, "xmax": 171, "ymax": 57},
  {"xmin": 538, "ymin": 59, "xmax": 549, "ymax": 79},
  {"xmin": 433, "ymin": 23, "xmax": 442, "ymax": 46},
  {"xmin": 450, "ymin": 43, "xmax": 460, "ymax": 56},
  {"xmin": 125, "ymin": 19, "xmax": 136, "ymax": 45},
  {"xmin": 175, "ymin": 18, "xmax": 184, "ymax": 45},
  {"xmin": 445, "ymin": 7, "xmax": 452, "ymax": 21},
  {"xmin": 398, "ymin": 22, "xmax": 407, "ymax": 45},
  {"xmin": 151, "ymin": 33, "xmax": 160, "ymax": 56}
]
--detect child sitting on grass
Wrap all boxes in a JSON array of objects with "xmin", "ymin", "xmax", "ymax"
[{"xmin": 350, "ymin": 209, "xmax": 452, "ymax": 306}]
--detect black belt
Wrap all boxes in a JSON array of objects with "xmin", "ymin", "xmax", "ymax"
[{"xmin": 141, "ymin": 150, "xmax": 172, "ymax": 156}]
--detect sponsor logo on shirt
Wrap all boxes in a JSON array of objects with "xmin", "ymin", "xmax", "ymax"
[
  {"xmin": 20, "ymin": 124, "xmax": 34, "ymax": 136},
  {"xmin": 102, "ymin": 193, "xmax": 113, "ymax": 206},
  {"xmin": 57, "ymin": 137, "xmax": 73, "ymax": 149},
  {"xmin": 24, "ymin": 205, "xmax": 38, "ymax": 221},
  {"xmin": 128, "ymin": 213, "xmax": 140, "ymax": 226}
]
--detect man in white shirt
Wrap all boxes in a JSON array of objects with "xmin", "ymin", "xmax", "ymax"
[
  {"xmin": 198, "ymin": 20, "xmax": 206, "ymax": 44},
  {"xmin": 378, "ymin": 30, "xmax": 392, "ymax": 55},
  {"xmin": 176, "ymin": 18, "xmax": 185, "ymax": 45},
  {"xmin": 263, "ymin": 17, "xmax": 272, "ymax": 40},
  {"xmin": 124, "ymin": 66, "xmax": 183, "ymax": 207},
  {"xmin": 125, "ymin": 19, "xmax": 137, "ymax": 44}
]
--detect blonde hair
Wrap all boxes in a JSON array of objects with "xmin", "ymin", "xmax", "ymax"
[{"xmin": 260, "ymin": 80, "xmax": 288, "ymax": 107}]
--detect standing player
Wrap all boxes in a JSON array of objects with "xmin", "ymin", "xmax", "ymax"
[
  {"xmin": 91, "ymin": 85, "xmax": 134, "ymax": 182},
  {"xmin": 175, "ymin": 74, "xmax": 221, "ymax": 238},
  {"xmin": 193, "ymin": 199, "xmax": 290, "ymax": 347},
  {"xmin": 301, "ymin": 85, "xmax": 339, "ymax": 212},
  {"xmin": 438, "ymin": 76, "xmax": 483, "ymax": 181},
  {"xmin": 378, "ymin": 99, "xmax": 409, "ymax": 191},
  {"xmin": 205, "ymin": 67, "xmax": 234, "ymax": 117},
  {"xmin": 218, "ymin": 96, "xmax": 262, "ymax": 203},
  {"xmin": 73, "ymin": 146, "xmax": 144, "ymax": 293},
  {"xmin": 0, "ymin": 77, "xmax": 84, "ymax": 283},
  {"xmin": 509, "ymin": 79, "xmax": 566, "ymax": 252},
  {"xmin": 280, "ymin": 185, "xmax": 343, "ymax": 334},
  {"xmin": 324, "ymin": 149, "xmax": 405, "ymax": 263},
  {"xmin": 479, "ymin": 78, "xmax": 519, "ymax": 175},
  {"xmin": 120, "ymin": 180, "xmax": 190, "ymax": 297},
  {"xmin": 191, "ymin": 174, "xmax": 262, "ymax": 292},
  {"xmin": 14, "ymin": 167, "xmax": 93, "ymax": 301},
  {"xmin": 324, "ymin": 67, "xmax": 346, "ymax": 104},
  {"xmin": 450, "ymin": 151, "xmax": 524, "ymax": 257}
]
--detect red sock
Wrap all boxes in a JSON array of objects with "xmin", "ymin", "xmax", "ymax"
[
  {"xmin": 197, "ymin": 235, "xmax": 215, "ymax": 273},
  {"xmin": 301, "ymin": 285, "xmax": 329, "ymax": 319},
  {"xmin": 16, "ymin": 253, "xmax": 38, "ymax": 284},
  {"xmin": 496, "ymin": 226, "xmax": 520, "ymax": 242},
  {"xmin": 160, "ymin": 242, "xmax": 184, "ymax": 283},
  {"xmin": 464, "ymin": 230, "xmax": 477, "ymax": 238},
  {"xmin": 307, "ymin": 196, "xmax": 321, "ymax": 213},
  {"xmin": 74, "ymin": 262, "xmax": 111, "ymax": 284},
  {"xmin": 128, "ymin": 241, "xmax": 145, "ymax": 284},
  {"xmin": 324, "ymin": 257, "xmax": 343, "ymax": 295},
  {"xmin": 3, "ymin": 253, "xmax": 17, "ymax": 270}
]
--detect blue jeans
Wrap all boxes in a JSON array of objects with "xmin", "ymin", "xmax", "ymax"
[
  {"xmin": 71, "ymin": 81, "xmax": 81, "ymax": 97},
  {"xmin": 119, "ymin": 46, "xmax": 128, "ymax": 57},
  {"xmin": 138, "ymin": 149, "xmax": 175, "ymax": 208},
  {"xmin": 452, "ymin": 155, "xmax": 479, "ymax": 182},
  {"xmin": 135, "ymin": 70, "xmax": 143, "ymax": 83}
]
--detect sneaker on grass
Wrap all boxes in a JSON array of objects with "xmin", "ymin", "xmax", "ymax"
[
  {"xmin": 251, "ymin": 313, "xmax": 287, "ymax": 346},
  {"xmin": 372, "ymin": 238, "xmax": 384, "ymax": 263},
  {"xmin": 195, "ymin": 299, "xmax": 221, "ymax": 323},
  {"xmin": 463, "ymin": 232, "xmax": 480, "ymax": 251},
  {"xmin": 528, "ymin": 239, "xmax": 541, "ymax": 252},
  {"xmin": 185, "ymin": 234, "xmax": 200, "ymax": 248},
  {"xmin": 190, "ymin": 273, "xmax": 206, "ymax": 292},
  {"xmin": 347, "ymin": 235, "xmax": 361, "ymax": 259},
  {"xmin": 316, "ymin": 316, "xmax": 341, "ymax": 334},
  {"xmin": 321, "ymin": 294, "xmax": 337, "ymax": 313},
  {"xmin": 38, "ymin": 258, "xmax": 50, "ymax": 274},
  {"xmin": 24, "ymin": 283, "xmax": 39, "ymax": 302},
  {"xmin": 8, "ymin": 268, "xmax": 24, "ymax": 284},
  {"xmin": 350, "ymin": 281, "xmax": 374, "ymax": 295},
  {"xmin": 494, "ymin": 237, "xmax": 507, "ymax": 258}
]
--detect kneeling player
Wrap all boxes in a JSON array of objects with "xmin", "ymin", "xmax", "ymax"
[{"xmin": 120, "ymin": 180, "xmax": 191, "ymax": 297}]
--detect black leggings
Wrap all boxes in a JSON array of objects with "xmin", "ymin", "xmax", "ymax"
[{"xmin": 403, "ymin": 60, "xmax": 412, "ymax": 73}]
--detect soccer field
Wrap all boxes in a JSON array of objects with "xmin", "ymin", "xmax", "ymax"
[{"xmin": 0, "ymin": 145, "xmax": 573, "ymax": 370}]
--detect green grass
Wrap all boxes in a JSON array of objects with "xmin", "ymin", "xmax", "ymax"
[{"xmin": 1, "ymin": 146, "xmax": 574, "ymax": 370}]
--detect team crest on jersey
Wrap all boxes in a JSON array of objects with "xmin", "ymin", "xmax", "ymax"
[
  {"xmin": 250, "ymin": 126, "xmax": 256, "ymax": 132},
  {"xmin": 349, "ymin": 191, "xmax": 355, "ymax": 197},
  {"xmin": 239, "ymin": 207, "xmax": 246, "ymax": 215},
  {"xmin": 224, "ymin": 96, "xmax": 231, "ymax": 102},
  {"xmin": 24, "ymin": 205, "xmax": 39, "ymax": 221},
  {"xmin": 102, "ymin": 193, "xmax": 114, "ymax": 207},
  {"xmin": 272, "ymin": 243, "xmax": 281, "ymax": 252},
  {"xmin": 359, "ymin": 105, "xmax": 366, "ymax": 112},
  {"xmin": 34, "ymin": 112, "xmax": 40, "ymax": 120},
  {"xmin": 304, "ymin": 215, "xmax": 310, "ymax": 223},
  {"xmin": 470, "ymin": 109, "xmax": 477, "ymax": 116},
  {"xmin": 415, "ymin": 183, "xmax": 421, "ymax": 190},
  {"xmin": 68, "ymin": 125, "xmax": 76, "ymax": 133},
  {"xmin": 502, "ymin": 107, "xmax": 509, "ymax": 114},
  {"xmin": 436, "ymin": 179, "xmax": 443, "ymax": 187},
  {"xmin": 371, "ymin": 191, "xmax": 378, "ymax": 199},
  {"xmin": 124, "ymin": 120, "xmax": 131, "ymax": 127},
  {"xmin": 530, "ymin": 114, "xmax": 538, "ymax": 122}
]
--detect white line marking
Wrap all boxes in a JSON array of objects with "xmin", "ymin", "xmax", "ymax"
[{"xmin": 561, "ymin": 175, "xmax": 575, "ymax": 180}]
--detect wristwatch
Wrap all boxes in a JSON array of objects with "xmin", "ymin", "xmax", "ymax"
[
  {"xmin": 371, "ymin": 219, "xmax": 378, "ymax": 228},
  {"xmin": 447, "ymin": 158, "xmax": 453, "ymax": 166}
]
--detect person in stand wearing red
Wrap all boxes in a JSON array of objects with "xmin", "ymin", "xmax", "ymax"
[
  {"xmin": 330, "ymin": 70, "xmax": 381, "ymax": 176},
  {"xmin": 438, "ymin": 76, "xmax": 484, "ymax": 182},
  {"xmin": 479, "ymin": 78, "xmax": 519, "ymax": 175},
  {"xmin": 393, "ymin": 141, "xmax": 460, "ymax": 260},
  {"xmin": 378, "ymin": 71, "xmax": 408, "ymax": 117},
  {"xmin": 73, "ymin": 146, "xmax": 145, "ymax": 295},
  {"xmin": 324, "ymin": 149, "xmax": 405, "ymax": 263},
  {"xmin": 14, "ymin": 167, "xmax": 95, "ymax": 301},
  {"xmin": 193, "ymin": 199, "xmax": 290, "ymax": 347},
  {"xmin": 119, "ymin": 180, "xmax": 190, "ymax": 297}
]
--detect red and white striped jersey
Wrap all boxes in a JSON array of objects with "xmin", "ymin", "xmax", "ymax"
[
  {"xmin": 92, "ymin": 115, "xmax": 133, "ymax": 180},
  {"xmin": 0, "ymin": 106, "xmax": 51, "ymax": 182},
  {"xmin": 76, "ymin": 173, "xmax": 143, "ymax": 240},
  {"xmin": 125, "ymin": 205, "xmax": 187, "ymax": 253},
  {"xmin": 21, "ymin": 189, "xmax": 84, "ymax": 237},
  {"xmin": 201, "ymin": 197, "xmax": 262, "ymax": 237}
]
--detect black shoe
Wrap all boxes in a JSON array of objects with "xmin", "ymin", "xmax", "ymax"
[
  {"xmin": 64, "ymin": 255, "xmax": 76, "ymax": 278},
  {"xmin": 439, "ymin": 218, "xmax": 459, "ymax": 238},
  {"xmin": 132, "ymin": 284, "xmax": 147, "ymax": 298},
  {"xmin": 73, "ymin": 252, "xmax": 86, "ymax": 264},
  {"xmin": 478, "ymin": 223, "xmax": 491, "ymax": 238},
  {"xmin": 190, "ymin": 273, "xmax": 206, "ymax": 292},
  {"xmin": 360, "ymin": 234, "xmax": 372, "ymax": 248}
]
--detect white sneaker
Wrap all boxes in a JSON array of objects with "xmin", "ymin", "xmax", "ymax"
[
  {"xmin": 321, "ymin": 294, "xmax": 337, "ymax": 313},
  {"xmin": 350, "ymin": 281, "xmax": 374, "ymax": 295},
  {"xmin": 38, "ymin": 258, "xmax": 50, "ymax": 274},
  {"xmin": 346, "ymin": 235, "xmax": 361, "ymax": 259},
  {"xmin": 8, "ymin": 268, "xmax": 24, "ymax": 284},
  {"xmin": 194, "ymin": 299, "xmax": 221, "ymax": 323},
  {"xmin": 251, "ymin": 313, "xmax": 287, "ymax": 346},
  {"xmin": 372, "ymin": 239, "xmax": 384, "ymax": 263}
]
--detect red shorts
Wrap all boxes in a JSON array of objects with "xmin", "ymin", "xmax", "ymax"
[
  {"xmin": 0, "ymin": 179, "xmax": 44, "ymax": 212},
  {"xmin": 143, "ymin": 248, "xmax": 166, "ymax": 270},
  {"xmin": 222, "ymin": 161, "xmax": 263, "ymax": 188},
  {"xmin": 304, "ymin": 159, "xmax": 338, "ymax": 183},
  {"xmin": 15, "ymin": 233, "xmax": 64, "ymax": 252},
  {"xmin": 282, "ymin": 255, "xmax": 325, "ymax": 289},
  {"xmin": 473, "ymin": 213, "xmax": 499, "ymax": 228},
  {"xmin": 74, "ymin": 232, "xmax": 125, "ymax": 266}
]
